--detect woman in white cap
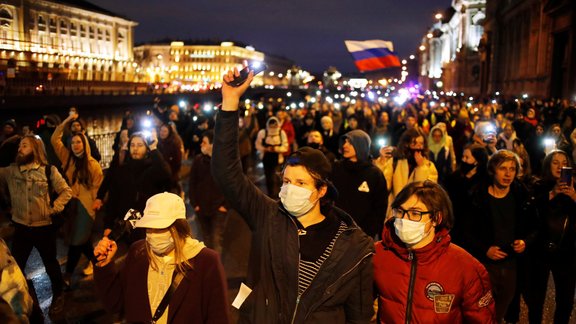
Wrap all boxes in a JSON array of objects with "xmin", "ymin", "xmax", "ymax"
[{"xmin": 93, "ymin": 192, "xmax": 229, "ymax": 324}]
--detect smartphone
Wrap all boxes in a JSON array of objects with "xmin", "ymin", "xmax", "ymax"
[
  {"xmin": 560, "ymin": 167, "xmax": 573, "ymax": 184},
  {"xmin": 227, "ymin": 63, "xmax": 268, "ymax": 87}
]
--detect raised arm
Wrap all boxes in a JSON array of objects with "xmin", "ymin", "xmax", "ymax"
[
  {"xmin": 50, "ymin": 116, "xmax": 73, "ymax": 165},
  {"xmin": 211, "ymin": 69, "xmax": 275, "ymax": 230}
]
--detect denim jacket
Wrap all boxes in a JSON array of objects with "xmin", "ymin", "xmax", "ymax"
[{"xmin": 0, "ymin": 163, "xmax": 72, "ymax": 227}]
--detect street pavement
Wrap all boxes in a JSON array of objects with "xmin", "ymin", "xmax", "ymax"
[{"xmin": 2, "ymin": 160, "xmax": 575, "ymax": 323}]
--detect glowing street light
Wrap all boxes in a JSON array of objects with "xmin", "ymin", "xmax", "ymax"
[
  {"xmin": 419, "ymin": 45, "xmax": 426, "ymax": 51},
  {"xmin": 409, "ymin": 55, "xmax": 415, "ymax": 60},
  {"xmin": 427, "ymin": 33, "xmax": 433, "ymax": 39},
  {"xmin": 435, "ymin": 13, "xmax": 443, "ymax": 21}
]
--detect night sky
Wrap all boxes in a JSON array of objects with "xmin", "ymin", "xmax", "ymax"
[{"xmin": 92, "ymin": 0, "xmax": 448, "ymax": 74}]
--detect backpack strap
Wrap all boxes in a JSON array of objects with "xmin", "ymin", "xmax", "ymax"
[
  {"xmin": 151, "ymin": 271, "xmax": 184, "ymax": 323},
  {"xmin": 44, "ymin": 164, "xmax": 54, "ymax": 206}
]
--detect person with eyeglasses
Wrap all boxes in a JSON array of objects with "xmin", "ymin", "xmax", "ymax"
[{"xmin": 373, "ymin": 181, "xmax": 496, "ymax": 323}]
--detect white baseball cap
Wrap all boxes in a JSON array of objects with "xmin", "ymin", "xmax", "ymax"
[{"xmin": 135, "ymin": 192, "xmax": 186, "ymax": 229}]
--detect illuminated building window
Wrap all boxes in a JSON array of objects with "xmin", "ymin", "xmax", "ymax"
[
  {"xmin": 0, "ymin": 8, "xmax": 12, "ymax": 28},
  {"xmin": 60, "ymin": 20, "xmax": 68, "ymax": 34},
  {"xmin": 49, "ymin": 18, "xmax": 56, "ymax": 33},
  {"xmin": 38, "ymin": 16, "xmax": 46, "ymax": 31}
]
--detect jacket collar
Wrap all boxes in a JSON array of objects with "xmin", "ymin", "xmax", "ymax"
[{"xmin": 19, "ymin": 162, "xmax": 41, "ymax": 172}]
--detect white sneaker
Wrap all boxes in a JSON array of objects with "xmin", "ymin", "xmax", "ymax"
[{"xmin": 82, "ymin": 262, "xmax": 93, "ymax": 276}]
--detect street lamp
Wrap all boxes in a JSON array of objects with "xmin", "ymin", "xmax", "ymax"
[
  {"xmin": 419, "ymin": 45, "xmax": 426, "ymax": 51},
  {"xmin": 435, "ymin": 13, "xmax": 443, "ymax": 21}
]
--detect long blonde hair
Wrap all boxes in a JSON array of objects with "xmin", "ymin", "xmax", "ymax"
[{"xmin": 146, "ymin": 219, "xmax": 193, "ymax": 274}]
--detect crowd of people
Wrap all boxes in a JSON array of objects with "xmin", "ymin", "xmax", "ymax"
[{"xmin": 0, "ymin": 67, "xmax": 574, "ymax": 323}]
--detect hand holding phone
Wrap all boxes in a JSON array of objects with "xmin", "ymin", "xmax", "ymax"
[
  {"xmin": 560, "ymin": 167, "xmax": 573, "ymax": 185},
  {"xmin": 226, "ymin": 63, "xmax": 267, "ymax": 87}
]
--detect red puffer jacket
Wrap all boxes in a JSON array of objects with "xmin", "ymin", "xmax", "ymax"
[{"xmin": 374, "ymin": 221, "xmax": 496, "ymax": 323}]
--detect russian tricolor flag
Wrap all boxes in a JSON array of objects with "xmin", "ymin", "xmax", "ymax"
[{"xmin": 345, "ymin": 40, "xmax": 401, "ymax": 72}]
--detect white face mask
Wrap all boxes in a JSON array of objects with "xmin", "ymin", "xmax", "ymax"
[
  {"xmin": 146, "ymin": 231, "xmax": 175, "ymax": 255},
  {"xmin": 394, "ymin": 218, "xmax": 432, "ymax": 245},
  {"xmin": 279, "ymin": 183, "xmax": 318, "ymax": 217}
]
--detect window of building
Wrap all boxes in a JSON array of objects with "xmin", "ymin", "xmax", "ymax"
[
  {"xmin": 0, "ymin": 8, "xmax": 12, "ymax": 28},
  {"xmin": 97, "ymin": 28, "xmax": 103, "ymax": 40},
  {"xmin": 105, "ymin": 30, "xmax": 110, "ymax": 41},
  {"xmin": 60, "ymin": 20, "xmax": 68, "ymax": 34},
  {"xmin": 70, "ymin": 23, "xmax": 77, "ymax": 36},
  {"xmin": 38, "ymin": 16, "xmax": 46, "ymax": 31},
  {"xmin": 80, "ymin": 25, "xmax": 86, "ymax": 37},
  {"xmin": 89, "ymin": 26, "xmax": 95, "ymax": 39},
  {"xmin": 49, "ymin": 18, "xmax": 57, "ymax": 33}
]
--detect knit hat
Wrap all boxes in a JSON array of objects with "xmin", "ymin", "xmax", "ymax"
[
  {"xmin": 340, "ymin": 130, "xmax": 372, "ymax": 162},
  {"xmin": 135, "ymin": 192, "xmax": 186, "ymax": 229}
]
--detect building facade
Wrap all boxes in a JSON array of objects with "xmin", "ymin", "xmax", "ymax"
[
  {"xmin": 482, "ymin": 0, "xmax": 575, "ymax": 99},
  {"xmin": 134, "ymin": 41, "xmax": 266, "ymax": 91},
  {"xmin": 419, "ymin": 0, "xmax": 486, "ymax": 95},
  {"xmin": 0, "ymin": 0, "xmax": 137, "ymax": 93}
]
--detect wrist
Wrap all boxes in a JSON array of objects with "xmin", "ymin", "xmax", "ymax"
[{"xmin": 222, "ymin": 98, "xmax": 240, "ymax": 111}]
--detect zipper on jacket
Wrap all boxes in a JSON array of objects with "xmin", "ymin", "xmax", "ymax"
[
  {"xmin": 288, "ymin": 215, "xmax": 302, "ymax": 324},
  {"xmin": 405, "ymin": 250, "xmax": 417, "ymax": 324},
  {"xmin": 301, "ymin": 230, "xmax": 374, "ymax": 321}
]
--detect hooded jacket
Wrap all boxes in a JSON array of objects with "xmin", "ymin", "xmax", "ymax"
[
  {"xmin": 254, "ymin": 117, "xmax": 289, "ymax": 164},
  {"xmin": 332, "ymin": 130, "xmax": 388, "ymax": 237},
  {"xmin": 212, "ymin": 110, "xmax": 374, "ymax": 324},
  {"xmin": 374, "ymin": 222, "xmax": 496, "ymax": 323}
]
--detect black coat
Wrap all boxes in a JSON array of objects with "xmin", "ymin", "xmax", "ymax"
[
  {"xmin": 189, "ymin": 153, "xmax": 226, "ymax": 217},
  {"xmin": 212, "ymin": 110, "xmax": 374, "ymax": 324},
  {"xmin": 465, "ymin": 181, "xmax": 538, "ymax": 264},
  {"xmin": 532, "ymin": 180, "xmax": 576, "ymax": 254},
  {"xmin": 97, "ymin": 150, "xmax": 173, "ymax": 230},
  {"xmin": 331, "ymin": 159, "xmax": 388, "ymax": 238}
]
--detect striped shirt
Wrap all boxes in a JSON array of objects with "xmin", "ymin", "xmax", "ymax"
[{"xmin": 298, "ymin": 221, "xmax": 347, "ymax": 295}]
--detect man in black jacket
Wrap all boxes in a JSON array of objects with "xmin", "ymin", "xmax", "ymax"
[
  {"xmin": 212, "ymin": 68, "xmax": 374, "ymax": 324},
  {"xmin": 331, "ymin": 130, "xmax": 388, "ymax": 238},
  {"xmin": 464, "ymin": 150, "xmax": 537, "ymax": 322},
  {"xmin": 189, "ymin": 130, "xmax": 228, "ymax": 253}
]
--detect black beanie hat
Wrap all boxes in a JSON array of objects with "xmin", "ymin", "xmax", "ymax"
[
  {"xmin": 286, "ymin": 147, "xmax": 331, "ymax": 179},
  {"xmin": 285, "ymin": 147, "xmax": 338, "ymax": 200}
]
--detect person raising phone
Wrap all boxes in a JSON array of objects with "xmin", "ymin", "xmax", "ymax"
[
  {"xmin": 525, "ymin": 150, "xmax": 575, "ymax": 324},
  {"xmin": 211, "ymin": 67, "xmax": 374, "ymax": 323}
]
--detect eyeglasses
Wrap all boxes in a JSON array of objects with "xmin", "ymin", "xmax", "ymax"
[{"xmin": 391, "ymin": 207, "xmax": 434, "ymax": 222}]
